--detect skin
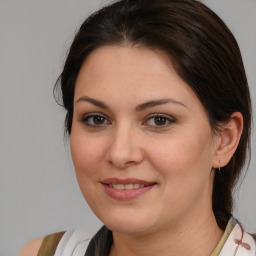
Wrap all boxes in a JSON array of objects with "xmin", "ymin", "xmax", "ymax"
[
  {"xmin": 70, "ymin": 45, "xmax": 242, "ymax": 256},
  {"xmin": 18, "ymin": 238, "xmax": 43, "ymax": 256},
  {"xmin": 20, "ymin": 45, "xmax": 243, "ymax": 256}
]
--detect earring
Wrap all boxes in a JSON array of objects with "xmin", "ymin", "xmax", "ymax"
[{"xmin": 218, "ymin": 167, "xmax": 221, "ymax": 174}]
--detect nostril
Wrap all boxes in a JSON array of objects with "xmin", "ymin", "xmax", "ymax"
[{"xmin": 125, "ymin": 160, "xmax": 136, "ymax": 165}]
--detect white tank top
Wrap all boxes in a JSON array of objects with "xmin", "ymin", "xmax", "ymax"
[{"xmin": 54, "ymin": 229, "xmax": 91, "ymax": 256}]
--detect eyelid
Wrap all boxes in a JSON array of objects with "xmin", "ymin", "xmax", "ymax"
[
  {"xmin": 79, "ymin": 112, "xmax": 176, "ymax": 129},
  {"xmin": 81, "ymin": 112, "xmax": 107, "ymax": 119},
  {"xmin": 145, "ymin": 113, "xmax": 176, "ymax": 121},
  {"xmin": 143, "ymin": 113, "xmax": 176, "ymax": 127},
  {"xmin": 81, "ymin": 112, "xmax": 111, "ymax": 127}
]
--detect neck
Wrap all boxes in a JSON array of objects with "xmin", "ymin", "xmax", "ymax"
[{"xmin": 109, "ymin": 212, "xmax": 223, "ymax": 256}]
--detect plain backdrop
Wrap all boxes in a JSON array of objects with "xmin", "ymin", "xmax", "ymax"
[{"xmin": 0, "ymin": 1, "xmax": 255, "ymax": 255}]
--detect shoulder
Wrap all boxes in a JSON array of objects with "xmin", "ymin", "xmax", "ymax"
[
  {"xmin": 18, "ymin": 231, "xmax": 65, "ymax": 256},
  {"xmin": 18, "ymin": 238, "xmax": 43, "ymax": 256}
]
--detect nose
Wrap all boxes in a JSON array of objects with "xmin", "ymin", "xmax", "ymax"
[{"xmin": 106, "ymin": 124, "xmax": 144, "ymax": 169}]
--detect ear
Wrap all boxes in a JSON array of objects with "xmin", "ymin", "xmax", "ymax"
[{"xmin": 212, "ymin": 112, "xmax": 243, "ymax": 169}]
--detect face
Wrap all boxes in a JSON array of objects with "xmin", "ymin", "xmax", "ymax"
[{"xmin": 70, "ymin": 46, "xmax": 220, "ymax": 235}]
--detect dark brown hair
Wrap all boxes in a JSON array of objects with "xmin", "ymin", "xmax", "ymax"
[{"xmin": 55, "ymin": 0, "xmax": 251, "ymax": 233}]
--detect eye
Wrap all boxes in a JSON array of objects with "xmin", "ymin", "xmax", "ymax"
[
  {"xmin": 81, "ymin": 114, "xmax": 110, "ymax": 127},
  {"xmin": 144, "ymin": 114, "xmax": 175, "ymax": 127}
]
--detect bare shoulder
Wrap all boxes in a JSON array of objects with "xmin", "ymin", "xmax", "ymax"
[{"xmin": 18, "ymin": 238, "xmax": 43, "ymax": 256}]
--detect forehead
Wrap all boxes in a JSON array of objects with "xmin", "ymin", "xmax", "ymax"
[
  {"xmin": 79, "ymin": 45, "xmax": 173, "ymax": 79},
  {"xmin": 74, "ymin": 45, "xmax": 199, "ymax": 108}
]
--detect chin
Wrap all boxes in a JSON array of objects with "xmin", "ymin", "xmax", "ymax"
[
  {"xmin": 106, "ymin": 221, "xmax": 152, "ymax": 235},
  {"xmin": 98, "ymin": 210, "xmax": 158, "ymax": 235}
]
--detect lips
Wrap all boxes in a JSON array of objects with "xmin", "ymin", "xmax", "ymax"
[
  {"xmin": 101, "ymin": 178, "xmax": 156, "ymax": 200},
  {"xmin": 109, "ymin": 183, "xmax": 147, "ymax": 190},
  {"xmin": 102, "ymin": 178, "xmax": 155, "ymax": 186}
]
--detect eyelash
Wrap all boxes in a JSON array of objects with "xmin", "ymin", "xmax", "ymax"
[
  {"xmin": 81, "ymin": 113, "xmax": 110, "ymax": 128},
  {"xmin": 81, "ymin": 113, "xmax": 176, "ymax": 128},
  {"xmin": 144, "ymin": 114, "xmax": 176, "ymax": 128}
]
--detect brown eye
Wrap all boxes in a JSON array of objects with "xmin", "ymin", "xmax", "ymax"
[
  {"xmin": 144, "ymin": 114, "xmax": 176, "ymax": 128},
  {"xmin": 93, "ymin": 116, "xmax": 105, "ymax": 125},
  {"xmin": 154, "ymin": 116, "xmax": 168, "ymax": 126},
  {"xmin": 82, "ymin": 114, "xmax": 110, "ymax": 127}
]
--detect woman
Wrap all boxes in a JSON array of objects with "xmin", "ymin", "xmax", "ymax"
[{"xmin": 20, "ymin": 0, "xmax": 255, "ymax": 255}]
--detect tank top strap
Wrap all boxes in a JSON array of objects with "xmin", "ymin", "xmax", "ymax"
[
  {"xmin": 37, "ymin": 231, "xmax": 65, "ymax": 256},
  {"xmin": 38, "ymin": 229, "xmax": 91, "ymax": 256},
  {"xmin": 54, "ymin": 229, "xmax": 91, "ymax": 256}
]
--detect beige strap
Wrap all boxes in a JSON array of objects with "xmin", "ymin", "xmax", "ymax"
[{"xmin": 37, "ymin": 231, "xmax": 65, "ymax": 256}]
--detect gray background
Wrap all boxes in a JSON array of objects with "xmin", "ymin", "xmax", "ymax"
[{"xmin": 0, "ymin": 1, "xmax": 255, "ymax": 255}]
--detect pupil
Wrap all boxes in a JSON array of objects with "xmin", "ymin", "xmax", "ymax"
[
  {"xmin": 155, "ymin": 117, "xmax": 166, "ymax": 125},
  {"xmin": 93, "ymin": 116, "xmax": 104, "ymax": 124}
]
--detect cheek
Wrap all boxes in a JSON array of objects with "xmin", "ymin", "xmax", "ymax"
[
  {"xmin": 70, "ymin": 130, "xmax": 106, "ymax": 179},
  {"xmin": 148, "ymin": 129, "xmax": 214, "ymax": 186},
  {"xmin": 70, "ymin": 130, "xmax": 108, "ymax": 208},
  {"xmin": 149, "ymin": 137, "xmax": 198, "ymax": 170},
  {"xmin": 148, "ymin": 133, "xmax": 215, "ymax": 218}
]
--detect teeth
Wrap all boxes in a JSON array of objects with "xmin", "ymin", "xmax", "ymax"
[
  {"xmin": 133, "ymin": 184, "xmax": 140, "ymax": 189},
  {"xmin": 114, "ymin": 184, "xmax": 124, "ymax": 190},
  {"xmin": 124, "ymin": 184, "xmax": 133, "ymax": 190},
  {"xmin": 111, "ymin": 184, "xmax": 145, "ymax": 190}
]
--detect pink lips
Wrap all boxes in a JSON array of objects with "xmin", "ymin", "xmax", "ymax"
[{"xmin": 101, "ymin": 178, "xmax": 156, "ymax": 201}]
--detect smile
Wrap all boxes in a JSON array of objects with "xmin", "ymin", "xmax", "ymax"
[
  {"xmin": 101, "ymin": 178, "xmax": 156, "ymax": 200},
  {"xmin": 108, "ymin": 184, "xmax": 149, "ymax": 190}
]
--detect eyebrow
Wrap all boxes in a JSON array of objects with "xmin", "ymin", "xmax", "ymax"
[
  {"xmin": 75, "ymin": 96, "xmax": 187, "ymax": 111},
  {"xmin": 135, "ymin": 98, "xmax": 187, "ymax": 111},
  {"xmin": 75, "ymin": 96, "xmax": 109, "ymax": 109}
]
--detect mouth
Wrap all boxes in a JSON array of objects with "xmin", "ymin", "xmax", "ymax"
[
  {"xmin": 101, "ymin": 178, "xmax": 157, "ymax": 200},
  {"xmin": 105, "ymin": 183, "xmax": 153, "ymax": 190}
]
